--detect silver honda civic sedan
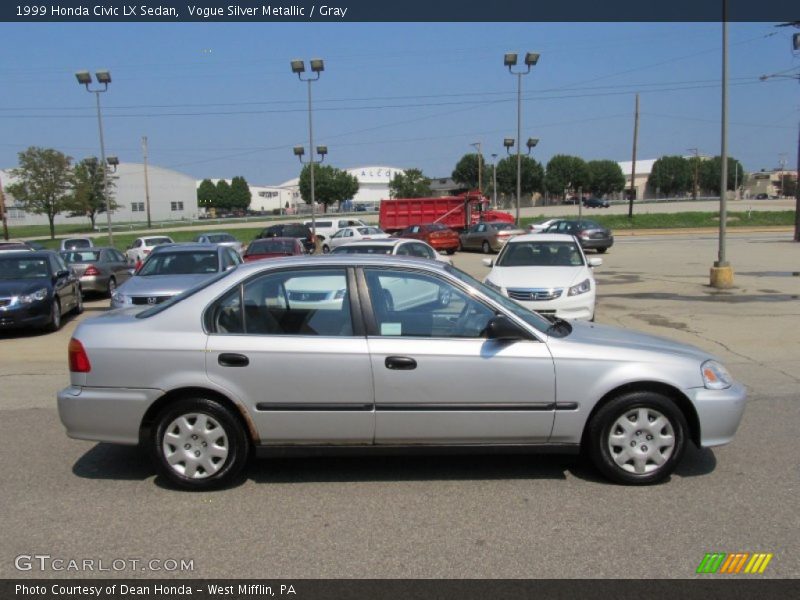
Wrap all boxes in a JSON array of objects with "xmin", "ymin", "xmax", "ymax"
[{"xmin": 58, "ymin": 256, "xmax": 746, "ymax": 490}]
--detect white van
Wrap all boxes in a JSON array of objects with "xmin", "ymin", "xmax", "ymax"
[{"xmin": 303, "ymin": 218, "xmax": 368, "ymax": 242}]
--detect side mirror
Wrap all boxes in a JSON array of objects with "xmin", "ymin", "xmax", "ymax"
[
  {"xmin": 482, "ymin": 258, "xmax": 493, "ymax": 267},
  {"xmin": 485, "ymin": 314, "xmax": 528, "ymax": 341},
  {"xmin": 588, "ymin": 257, "xmax": 603, "ymax": 267}
]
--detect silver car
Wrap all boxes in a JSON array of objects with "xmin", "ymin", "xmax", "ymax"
[
  {"xmin": 193, "ymin": 232, "xmax": 244, "ymax": 255},
  {"xmin": 110, "ymin": 243, "xmax": 242, "ymax": 310},
  {"xmin": 59, "ymin": 256, "xmax": 746, "ymax": 490}
]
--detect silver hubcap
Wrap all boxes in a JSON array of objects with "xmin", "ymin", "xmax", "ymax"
[
  {"xmin": 162, "ymin": 413, "xmax": 229, "ymax": 479},
  {"xmin": 109, "ymin": 279, "xmax": 116, "ymax": 293},
  {"xmin": 608, "ymin": 407, "xmax": 675, "ymax": 475},
  {"xmin": 52, "ymin": 302, "xmax": 60, "ymax": 327}
]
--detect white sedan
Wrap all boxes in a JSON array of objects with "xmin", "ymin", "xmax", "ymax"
[
  {"xmin": 527, "ymin": 219, "xmax": 558, "ymax": 233},
  {"xmin": 483, "ymin": 233, "xmax": 601, "ymax": 321},
  {"xmin": 323, "ymin": 226, "xmax": 391, "ymax": 252}
]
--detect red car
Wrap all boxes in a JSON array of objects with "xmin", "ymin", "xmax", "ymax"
[
  {"xmin": 243, "ymin": 237, "xmax": 305, "ymax": 262},
  {"xmin": 396, "ymin": 223, "xmax": 460, "ymax": 254}
]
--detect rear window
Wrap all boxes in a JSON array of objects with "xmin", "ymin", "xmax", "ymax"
[
  {"xmin": 248, "ymin": 239, "xmax": 297, "ymax": 254},
  {"xmin": 137, "ymin": 270, "xmax": 234, "ymax": 319},
  {"xmin": 331, "ymin": 245, "xmax": 393, "ymax": 255},
  {"xmin": 145, "ymin": 237, "xmax": 173, "ymax": 246},
  {"xmin": 577, "ymin": 221, "xmax": 602, "ymax": 230},
  {"xmin": 357, "ymin": 227, "xmax": 383, "ymax": 235},
  {"xmin": 208, "ymin": 234, "xmax": 236, "ymax": 243},
  {"xmin": 492, "ymin": 223, "xmax": 515, "ymax": 231},
  {"xmin": 283, "ymin": 225, "xmax": 310, "ymax": 237},
  {"xmin": 62, "ymin": 251, "xmax": 101, "ymax": 263},
  {"xmin": 64, "ymin": 238, "xmax": 92, "ymax": 249},
  {"xmin": 427, "ymin": 223, "xmax": 448, "ymax": 231}
]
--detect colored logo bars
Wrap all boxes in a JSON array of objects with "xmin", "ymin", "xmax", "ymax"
[{"xmin": 697, "ymin": 552, "xmax": 774, "ymax": 574}]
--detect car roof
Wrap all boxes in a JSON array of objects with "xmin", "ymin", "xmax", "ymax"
[
  {"xmin": 507, "ymin": 233, "xmax": 579, "ymax": 243},
  {"xmin": 233, "ymin": 253, "xmax": 449, "ymax": 275},
  {"xmin": 0, "ymin": 250, "xmax": 57, "ymax": 258},
  {"xmin": 150, "ymin": 243, "xmax": 222, "ymax": 253},
  {"xmin": 336, "ymin": 239, "xmax": 403, "ymax": 247}
]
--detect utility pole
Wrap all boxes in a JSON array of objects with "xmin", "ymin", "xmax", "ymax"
[
  {"xmin": 471, "ymin": 142, "xmax": 483, "ymax": 195},
  {"xmin": 628, "ymin": 93, "xmax": 639, "ymax": 218},
  {"xmin": 689, "ymin": 147, "xmax": 700, "ymax": 201},
  {"xmin": 491, "ymin": 153, "xmax": 498, "ymax": 208},
  {"xmin": 795, "ymin": 122, "xmax": 800, "ymax": 242},
  {"xmin": 0, "ymin": 172, "xmax": 9, "ymax": 240},
  {"xmin": 142, "ymin": 136, "xmax": 152, "ymax": 229},
  {"xmin": 711, "ymin": 2, "xmax": 734, "ymax": 288}
]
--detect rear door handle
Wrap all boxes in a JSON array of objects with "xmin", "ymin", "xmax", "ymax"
[
  {"xmin": 385, "ymin": 356, "xmax": 417, "ymax": 370},
  {"xmin": 218, "ymin": 353, "xmax": 249, "ymax": 367}
]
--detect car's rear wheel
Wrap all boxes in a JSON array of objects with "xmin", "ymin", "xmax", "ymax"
[
  {"xmin": 446, "ymin": 248, "xmax": 456, "ymax": 255},
  {"xmin": 107, "ymin": 277, "xmax": 116, "ymax": 298},
  {"xmin": 46, "ymin": 299, "xmax": 61, "ymax": 332},
  {"xmin": 597, "ymin": 247, "xmax": 608, "ymax": 254},
  {"xmin": 586, "ymin": 391, "xmax": 687, "ymax": 485},
  {"xmin": 74, "ymin": 288, "xmax": 84, "ymax": 315},
  {"xmin": 322, "ymin": 244, "xmax": 330, "ymax": 254},
  {"xmin": 151, "ymin": 397, "xmax": 250, "ymax": 490}
]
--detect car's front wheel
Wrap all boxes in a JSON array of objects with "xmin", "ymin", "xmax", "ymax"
[
  {"xmin": 482, "ymin": 240, "xmax": 491, "ymax": 254},
  {"xmin": 322, "ymin": 244, "xmax": 330, "ymax": 254},
  {"xmin": 151, "ymin": 397, "xmax": 250, "ymax": 490},
  {"xmin": 46, "ymin": 298, "xmax": 61, "ymax": 332},
  {"xmin": 586, "ymin": 391, "xmax": 687, "ymax": 485}
]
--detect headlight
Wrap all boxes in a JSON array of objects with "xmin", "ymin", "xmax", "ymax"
[
  {"xmin": 18, "ymin": 288, "xmax": 49, "ymax": 304},
  {"xmin": 701, "ymin": 360, "xmax": 733, "ymax": 390},
  {"xmin": 568, "ymin": 279, "xmax": 591, "ymax": 296},
  {"xmin": 110, "ymin": 290, "xmax": 129, "ymax": 306}
]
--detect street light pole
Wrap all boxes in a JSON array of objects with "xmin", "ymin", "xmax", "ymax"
[
  {"xmin": 505, "ymin": 52, "xmax": 539, "ymax": 226},
  {"xmin": 470, "ymin": 142, "xmax": 483, "ymax": 195},
  {"xmin": 0, "ymin": 171, "xmax": 9, "ymax": 240},
  {"xmin": 710, "ymin": 4, "xmax": 734, "ymax": 288},
  {"xmin": 76, "ymin": 70, "xmax": 113, "ymax": 246},
  {"xmin": 491, "ymin": 153, "xmax": 498, "ymax": 209},
  {"xmin": 292, "ymin": 58, "xmax": 324, "ymax": 253}
]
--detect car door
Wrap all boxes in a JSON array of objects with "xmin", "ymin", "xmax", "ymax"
[
  {"xmin": 50, "ymin": 254, "xmax": 78, "ymax": 312},
  {"xmin": 205, "ymin": 266, "xmax": 375, "ymax": 444},
  {"xmin": 361, "ymin": 266, "xmax": 556, "ymax": 444}
]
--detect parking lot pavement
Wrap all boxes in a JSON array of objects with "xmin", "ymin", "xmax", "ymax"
[{"xmin": 0, "ymin": 231, "xmax": 798, "ymax": 578}]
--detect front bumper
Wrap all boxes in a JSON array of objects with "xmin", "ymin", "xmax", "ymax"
[
  {"xmin": 0, "ymin": 301, "xmax": 51, "ymax": 329},
  {"xmin": 509, "ymin": 291, "xmax": 596, "ymax": 321},
  {"xmin": 57, "ymin": 386, "xmax": 164, "ymax": 445},
  {"xmin": 688, "ymin": 381, "xmax": 747, "ymax": 447}
]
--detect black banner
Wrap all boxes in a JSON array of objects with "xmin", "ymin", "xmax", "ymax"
[
  {"xmin": 1, "ymin": 0, "xmax": 798, "ymax": 22},
  {"xmin": 3, "ymin": 580, "xmax": 800, "ymax": 600}
]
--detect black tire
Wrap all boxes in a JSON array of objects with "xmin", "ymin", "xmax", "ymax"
[
  {"xmin": 597, "ymin": 247, "xmax": 608, "ymax": 254},
  {"xmin": 151, "ymin": 397, "xmax": 250, "ymax": 490},
  {"xmin": 74, "ymin": 287, "xmax": 84, "ymax": 315},
  {"xmin": 481, "ymin": 240, "xmax": 491, "ymax": 254},
  {"xmin": 107, "ymin": 277, "xmax": 116, "ymax": 298},
  {"xmin": 586, "ymin": 391, "xmax": 687, "ymax": 485},
  {"xmin": 322, "ymin": 244, "xmax": 330, "ymax": 254},
  {"xmin": 446, "ymin": 248, "xmax": 456, "ymax": 255},
  {"xmin": 46, "ymin": 298, "xmax": 62, "ymax": 332}
]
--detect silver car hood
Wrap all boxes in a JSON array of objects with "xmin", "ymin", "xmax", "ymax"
[
  {"xmin": 558, "ymin": 320, "xmax": 714, "ymax": 363},
  {"xmin": 116, "ymin": 273, "xmax": 215, "ymax": 296}
]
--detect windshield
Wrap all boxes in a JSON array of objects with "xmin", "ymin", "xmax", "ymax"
[
  {"xmin": 331, "ymin": 245, "xmax": 393, "ymax": 255},
  {"xmin": 247, "ymin": 240, "xmax": 297, "ymax": 254},
  {"xmin": 138, "ymin": 251, "xmax": 219, "ymax": 276},
  {"xmin": 357, "ymin": 227, "xmax": 384, "ymax": 235},
  {"xmin": 496, "ymin": 241, "xmax": 584, "ymax": 267},
  {"xmin": 444, "ymin": 265, "xmax": 555, "ymax": 334},
  {"xmin": 62, "ymin": 250, "xmax": 102, "ymax": 263},
  {"xmin": 0, "ymin": 257, "xmax": 51, "ymax": 280},
  {"xmin": 144, "ymin": 237, "xmax": 173, "ymax": 246}
]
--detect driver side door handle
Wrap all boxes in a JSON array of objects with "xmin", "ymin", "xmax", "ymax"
[{"xmin": 385, "ymin": 356, "xmax": 417, "ymax": 370}]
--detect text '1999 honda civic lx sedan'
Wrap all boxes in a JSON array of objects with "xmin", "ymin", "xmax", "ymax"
[{"xmin": 58, "ymin": 256, "xmax": 746, "ymax": 490}]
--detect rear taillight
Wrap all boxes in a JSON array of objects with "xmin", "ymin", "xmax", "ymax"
[
  {"xmin": 68, "ymin": 338, "xmax": 91, "ymax": 373},
  {"xmin": 143, "ymin": 249, "xmax": 150, "ymax": 255},
  {"xmin": 83, "ymin": 266, "xmax": 100, "ymax": 276}
]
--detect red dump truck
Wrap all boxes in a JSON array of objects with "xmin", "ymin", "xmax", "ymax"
[{"xmin": 378, "ymin": 192, "xmax": 514, "ymax": 234}]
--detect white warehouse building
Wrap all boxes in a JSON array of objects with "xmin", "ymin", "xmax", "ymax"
[{"xmin": 1, "ymin": 162, "xmax": 197, "ymax": 228}]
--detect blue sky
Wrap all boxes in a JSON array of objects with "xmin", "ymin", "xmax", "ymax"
[{"xmin": 1, "ymin": 22, "xmax": 798, "ymax": 185}]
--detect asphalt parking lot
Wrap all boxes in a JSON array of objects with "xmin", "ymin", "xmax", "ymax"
[{"xmin": 0, "ymin": 230, "xmax": 798, "ymax": 579}]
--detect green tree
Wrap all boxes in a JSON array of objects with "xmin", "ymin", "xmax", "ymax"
[
  {"xmin": 698, "ymin": 156, "xmax": 745, "ymax": 195},
  {"xmin": 451, "ymin": 153, "xmax": 491, "ymax": 192},
  {"xmin": 215, "ymin": 180, "xmax": 232, "ymax": 211},
  {"xmin": 64, "ymin": 157, "xmax": 119, "ymax": 229},
  {"xmin": 229, "ymin": 176, "xmax": 251, "ymax": 212},
  {"xmin": 586, "ymin": 160, "xmax": 626, "ymax": 196},
  {"xmin": 5, "ymin": 146, "xmax": 73, "ymax": 239},
  {"xmin": 495, "ymin": 155, "xmax": 544, "ymax": 201},
  {"xmin": 544, "ymin": 155, "xmax": 589, "ymax": 198},
  {"xmin": 647, "ymin": 156, "xmax": 692, "ymax": 197},
  {"xmin": 388, "ymin": 168, "xmax": 432, "ymax": 198},
  {"xmin": 299, "ymin": 165, "xmax": 360, "ymax": 212},
  {"xmin": 196, "ymin": 178, "xmax": 218, "ymax": 211}
]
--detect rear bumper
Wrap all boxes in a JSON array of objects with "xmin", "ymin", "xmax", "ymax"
[
  {"xmin": 57, "ymin": 386, "xmax": 164, "ymax": 445},
  {"xmin": 580, "ymin": 237, "xmax": 614, "ymax": 250},
  {"xmin": 429, "ymin": 238, "xmax": 459, "ymax": 251},
  {"xmin": 688, "ymin": 382, "xmax": 747, "ymax": 447},
  {"xmin": 79, "ymin": 275, "xmax": 109, "ymax": 293}
]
